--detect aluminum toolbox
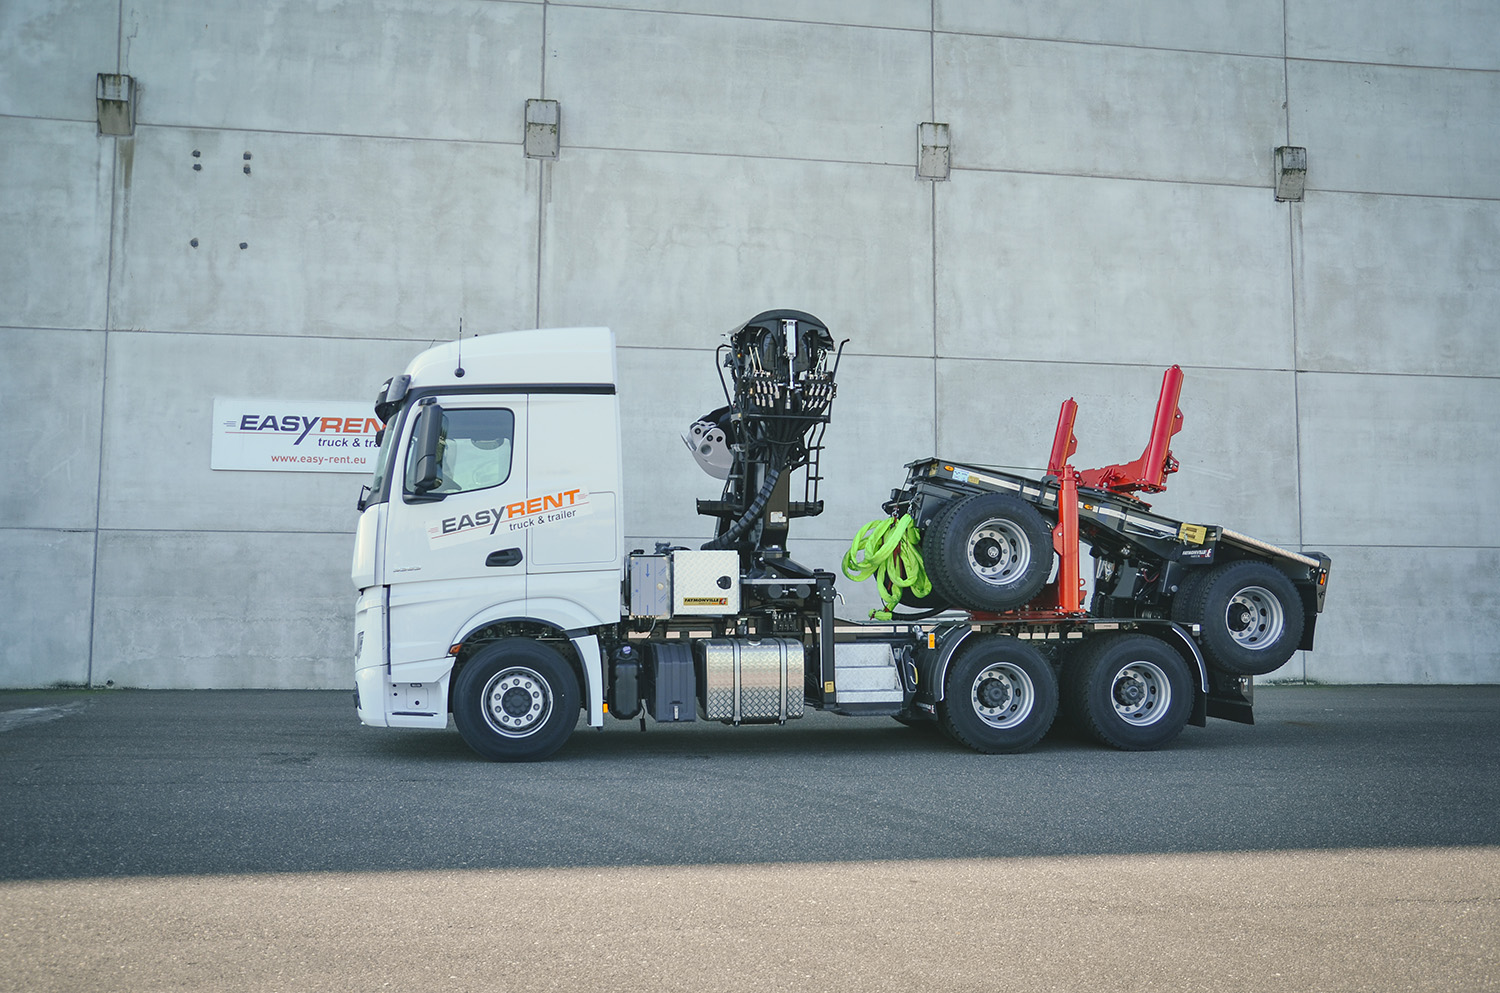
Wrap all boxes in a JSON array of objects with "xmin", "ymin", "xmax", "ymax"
[
  {"xmin": 696, "ymin": 637, "xmax": 805, "ymax": 724},
  {"xmin": 645, "ymin": 642, "xmax": 696, "ymax": 722},
  {"xmin": 670, "ymin": 549, "xmax": 740, "ymax": 616}
]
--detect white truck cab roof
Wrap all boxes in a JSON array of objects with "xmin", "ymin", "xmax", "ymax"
[{"xmin": 404, "ymin": 327, "xmax": 616, "ymax": 390}]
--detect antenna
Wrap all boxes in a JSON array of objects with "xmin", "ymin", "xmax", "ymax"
[{"xmin": 455, "ymin": 318, "xmax": 465, "ymax": 378}]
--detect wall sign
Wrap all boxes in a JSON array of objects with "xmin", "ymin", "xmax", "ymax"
[{"xmin": 212, "ymin": 398, "xmax": 383, "ymax": 473}]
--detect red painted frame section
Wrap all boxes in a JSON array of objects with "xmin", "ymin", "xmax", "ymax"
[{"xmin": 999, "ymin": 366, "xmax": 1188, "ymax": 618}]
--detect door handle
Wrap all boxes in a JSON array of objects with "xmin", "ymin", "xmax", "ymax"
[{"xmin": 486, "ymin": 547, "xmax": 524, "ymax": 568}]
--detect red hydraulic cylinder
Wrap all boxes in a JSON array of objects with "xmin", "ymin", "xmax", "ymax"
[
  {"xmin": 1051, "ymin": 469, "xmax": 1085, "ymax": 613},
  {"xmin": 1047, "ymin": 398, "xmax": 1079, "ymax": 480}
]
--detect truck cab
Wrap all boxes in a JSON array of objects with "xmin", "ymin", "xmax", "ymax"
[{"xmin": 351, "ymin": 328, "xmax": 624, "ymax": 739}]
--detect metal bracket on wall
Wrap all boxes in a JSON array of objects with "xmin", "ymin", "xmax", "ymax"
[
  {"xmin": 96, "ymin": 73, "xmax": 136, "ymax": 136},
  {"xmin": 1275, "ymin": 146, "xmax": 1307, "ymax": 201},
  {"xmin": 526, "ymin": 99, "xmax": 560, "ymax": 160},
  {"xmin": 918, "ymin": 122, "xmax": 950, "ymax": 181}
]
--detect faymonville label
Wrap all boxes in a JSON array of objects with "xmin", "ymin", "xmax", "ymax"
[{"xmin": 426, "ymin": 488, "xmax": 590, "ymax": 545}]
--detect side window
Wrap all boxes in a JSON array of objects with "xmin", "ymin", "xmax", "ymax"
[{"xmin": 404, "ymin": 408, "xmax": 514, "ymax": 498}]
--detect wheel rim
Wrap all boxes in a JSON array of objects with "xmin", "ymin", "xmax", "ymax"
[
  {"xmin": 1111, "ymin": 660, "xmax": 1172, "ymax": 727},
  {"xmin": 969, "ymin": 662, "xmax": 1035, "ymax": 729},
  {"xmin": 1224, "ymin": 585, "xmax": 1285, "ymax": 651},
  {"xmin": 966, "ymin": 518, "xmax": 1032, "ymax": 587},
  {"xmin": 481, "ymin": 665, "xmax": 553, "ymax": 738}
]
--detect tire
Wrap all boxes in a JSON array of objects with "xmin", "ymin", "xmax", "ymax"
[
  {"xmin": 451, "ymin": 638, "xmax": 580, "ymax": 762},
  {"xmin": 1178, "ymin": 560, "xmax": 1304, "ymax": 676},
  {"xmin": 1169, "ymin": 567, "xmax": 1210, "ymax": 623},
  {"xmin": 1065, "ymin": 633, "xmax": 1193, "ymax": 750},
  {"xmin": 938, "ymin": 635, "xmax": 1058, "ymax": 754},
  {"xmin": 898, "ymin": 585, "xmax": 948, "ymax": 611},
  {"xmin": 922, "ymin": 493, "xmax": 1053, "ymax": 613}
]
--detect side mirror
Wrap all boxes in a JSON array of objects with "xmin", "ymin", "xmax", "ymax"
[
  {"xmin": 374, "ymin": 375, "xmax": 410, "ymax": 421},
  {"xmin": 410, "ymin": 402, "xmax": 444, "ymax": 493}
]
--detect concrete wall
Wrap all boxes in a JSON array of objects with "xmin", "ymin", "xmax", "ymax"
[{"xmin": 2, "ymin": 0, "xmax": 1496, "ymax": 688}]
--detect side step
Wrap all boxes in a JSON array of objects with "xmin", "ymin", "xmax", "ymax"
[{"xmin": 832, "ymin": 642, "xmax": 905, "ymax": 716}]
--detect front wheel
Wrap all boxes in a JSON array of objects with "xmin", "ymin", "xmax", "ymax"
[
  {"xmin": 938, "ymin": 636, "xmax": 1057, "ymax": 754},
  {"xmin": 1064, "ymin": 634, "xmax": 1193, "ymax": 750},
  {"xmin": 452, "ymin": 638, "xmax": 580, "ymax": 761}
]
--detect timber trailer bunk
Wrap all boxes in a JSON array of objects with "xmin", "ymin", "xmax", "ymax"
[{"xmin": 865, "ymin": 363, "xmax": 1332, "ymax": 751}]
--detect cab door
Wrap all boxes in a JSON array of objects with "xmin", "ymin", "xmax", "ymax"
[{"xmin": 383, "ymin": 395, "xmax": 528, "ymax": 668}]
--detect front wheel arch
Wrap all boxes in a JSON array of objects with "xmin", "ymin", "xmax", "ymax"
[{"xmin": 451, "ymin": 619, "xmax": 586, "ymax": 712}]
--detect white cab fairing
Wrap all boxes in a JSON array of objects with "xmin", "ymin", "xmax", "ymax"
[
  {"xmin": 353, "ymin": 327, "xmax": 625, "ymax": 730},
  {"xmin": 351, "ymin": 502, "xmax": 385, "ymax": 591}
]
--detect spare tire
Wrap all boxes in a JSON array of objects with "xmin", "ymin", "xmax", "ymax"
[
  {"xmin": 1177, "ymin": 560, "xmax": 1304, "ymax": 676},
  {"xmin": 921, "ymin": 493, "xmax": 1053, "ymax": 613}
]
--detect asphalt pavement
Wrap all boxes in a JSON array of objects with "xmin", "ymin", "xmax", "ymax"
[{"xmin": 1, "ymin": 685, "xmax": 1497, "ymax": 991}]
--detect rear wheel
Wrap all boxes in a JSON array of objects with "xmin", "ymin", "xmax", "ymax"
[
  {"xmin": 1178, "ymin": 561, "xmax": 1303, "ymax": 676},
  {"xmin": 922, "ymin": 493, "xmax": 1053, "ymax": 613},
  {"xmin": 938, "ymin": 636, "xmax": 1057, "ymax": 753},
  {"xmin": 1169, "ymin": 567, "xmax": 1210, "ymax": 623},
  {"xmin": 452, "ymin": 638, "xmax": 579, "ymax": 762},
  {"xmin": 1066, "ymin": 633, "xmax": 1192, "ymax": 750}
]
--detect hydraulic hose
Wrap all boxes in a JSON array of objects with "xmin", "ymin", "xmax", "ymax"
[
  {"xmin": 702, "ymin": 467, "xmax": 782, "ymax": 550},
  {"xmin": 842, "ymin": 514, "xmax": 932, "ymax": 620}
]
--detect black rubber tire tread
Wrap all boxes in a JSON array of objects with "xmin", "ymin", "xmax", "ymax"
[
  {"xmin": 1065, "ymin": 633, "xmax": 1193, "ymax": 751},
  {"xmin": 938, "ymin": 635, "xmax": 1058, "ymax": 754},
  {"xmin": 1179, "ymin": 560, "xmax": 1304, "ymax": 676},
  {"xmin": 898, "ymin": 584, "xmax": 948, "ymax": 611},
  {"xmin": 1169, "ymin": 567, "xmax": 1212, "ymax": 623},
  {"xmin": 1053, "ymin": 643, "xmax": 1089, "ymax": 735},
  {"xmin": 452, "ymin": 638, "xmax": 580, "ymax": 762},
  {"xmin": 922, "ymin": 493, "xmax": 1054, "ymax": 613}
]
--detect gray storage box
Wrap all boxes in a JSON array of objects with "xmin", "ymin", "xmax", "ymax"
[
  {"xmin": 646, "ymin": 642, "xmax": 696, "ymax": 722},
  {"xmin": 628, "ymin": 554, "xmax": 672, "ymax": 618}
]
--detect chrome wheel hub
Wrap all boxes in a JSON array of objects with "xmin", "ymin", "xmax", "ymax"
[{"xmin": 482, "ymin": 666, "xmax": 552, "ymax": 738}]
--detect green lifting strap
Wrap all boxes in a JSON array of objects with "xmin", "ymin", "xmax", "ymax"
[{"xmin": 841, "ymin": 514, "xmax": 932, "ymax": 620}]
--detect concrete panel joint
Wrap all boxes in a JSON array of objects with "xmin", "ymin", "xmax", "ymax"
[
  {"xmin": 526, "ymin": 99, "xmax": 560, "ymax": 159},
  {"xmin": 97, "ymin": 73, "xmax": 136, "ymax": 136},
  {"xmin": 1275, "ymin": 146, "xmax": 1307, "ymax": 201},
  {"xmin": 918, "ymin": 122, "xmax": 950, "ymax": 180}
]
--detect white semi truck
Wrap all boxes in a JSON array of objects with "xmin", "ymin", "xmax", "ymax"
[{"xmin": 352, "ymin": 312, "xmax": 1330, "ymax": 761}]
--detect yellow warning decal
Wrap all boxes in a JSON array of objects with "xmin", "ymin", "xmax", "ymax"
[{"xmin": 1178, "ymin": 523, "xmax": 1208, "ymax": 545}]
